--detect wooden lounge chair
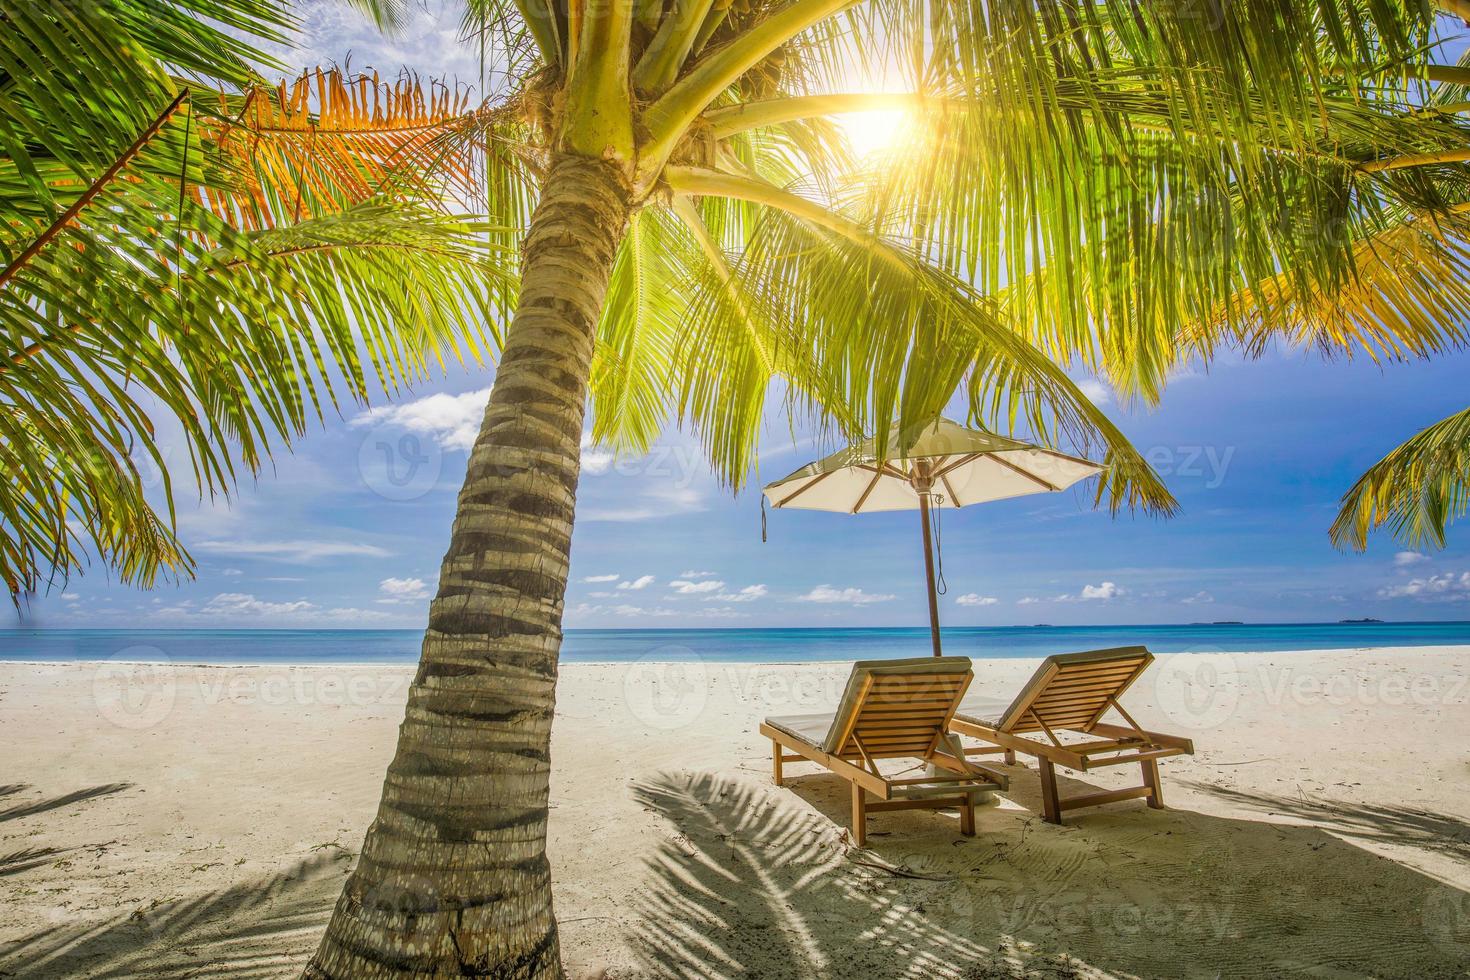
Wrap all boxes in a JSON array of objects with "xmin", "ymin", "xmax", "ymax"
[
  {"xmin": 758, "ymin": 656, "xmax": 1008, "ymax": 846},
  {"xmin": 948, "ymin": 646, "xmax": 1194, "ymax": 824}
]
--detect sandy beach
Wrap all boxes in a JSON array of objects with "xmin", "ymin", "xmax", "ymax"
[{"xmin": 2, "ymin": 646, "xmax": 1468, "ymax": 978}]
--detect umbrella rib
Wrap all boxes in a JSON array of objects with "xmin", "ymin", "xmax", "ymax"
[
  {"xmin": 851, "ymin": 467, "xmax": 886, "ymax": 513},
  {"xmin": 989, "ymin": 454, "xmax": 1061, "ymax": 491},
  {"xmin": 773, "ymin": 470, "xmax": 833, "ymax": 507},
  {"xmin": 939, "ymin": 471, "xmax": 960, "ymax": 505},
  {"xmin": 932, "ymin": 452, "xmax": 983, "ymax": 480}
]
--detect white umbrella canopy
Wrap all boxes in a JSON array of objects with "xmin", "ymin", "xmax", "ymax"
[
  {"xmin": 763, "ymin": 418, "xmax": 1105, "ymax": 655},
  {"xmin": 764, "ymin": 417, "xmax": 1103, "ymax": 514}
]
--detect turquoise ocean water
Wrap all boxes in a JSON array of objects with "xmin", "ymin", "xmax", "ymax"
[{"xmin": 2, "ymin": 622, "xmax": 1470, "ymax": 664}]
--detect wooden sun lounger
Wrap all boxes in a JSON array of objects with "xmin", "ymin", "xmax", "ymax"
[
  {"xmin": 759, "ymin": 656, "xmax": 1008, "ymax": 846},
  {"xmin": 948, "ymin": 646, "xmax": 1194, "ymax": 825}
]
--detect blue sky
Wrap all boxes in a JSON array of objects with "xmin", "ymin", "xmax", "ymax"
[{"xmin": 13, "ymin": 2, "xmax": 1470, "ymax": 629}]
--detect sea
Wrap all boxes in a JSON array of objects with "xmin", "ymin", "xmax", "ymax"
[{"xmin": 2, "ymin": 622, "xmax": 1470, "ymax": 665}]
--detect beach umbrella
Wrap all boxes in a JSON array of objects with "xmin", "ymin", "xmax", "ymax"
[{"xmin": 763, "ymin": 418, "xmax": 1104, "ymax": 656}]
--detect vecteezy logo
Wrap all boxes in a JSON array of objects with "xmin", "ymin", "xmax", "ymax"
[
  {"xmin": 623, "ymin": 646, "xmax": 708, "ymax": 730},
  {"xmin": 92, "ymin": 646, "xmax": 175, "ymax": 730},
  {"xmin": 357, "ymin": 424, "xmax": 442, "ymax": 501},
  {"xmin": 1153, "ymin": 650, "xmax": 1241, "ymax": 731}
]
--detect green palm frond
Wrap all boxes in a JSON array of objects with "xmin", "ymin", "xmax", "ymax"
[
  {"xmin": 783, "ymin": 77, "xmax": 1470, "ymax": 402},
  {"xmin": 1333, "ymin": 405, "xmax": 1470, "ymax": 550},
  {"xmin": 1210, "ymin": 206, "xmax": 1470, "ymax": 362},
  {"xmin": 589, "ymin": 208, "xmax": 682, "ymax": 454},
  {"xmin": 1, "ymin": 193, "xmax": 505, "ymax": 594},
  {"xmin": 665, "ymin": 167, "xmax": 1176, "ymax": 513},
  {"xmin": 0, "ymin": 0, "xmax": 512, "ymax": 596}
]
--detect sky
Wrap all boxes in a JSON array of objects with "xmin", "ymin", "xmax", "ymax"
[{"xmin": 11, "ymin": 1, "xmax": 1470, "ymax": 630}]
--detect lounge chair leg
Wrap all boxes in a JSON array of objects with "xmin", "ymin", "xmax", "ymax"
[
  {"xmin": 960, "ymin": 797, "xmax": 976, "ymax": 837},
  {"xmin": 850, "ymin": 783, "xmax": 867, "ymax": 847},
  {"xmin": 1141, "ymin": 759, "xmax": 1164, "ymax": 809},
  {"xmin": 1037, "ymin": 758, "xmax": 1063, "ymax": 825},
  {"xmin": 772, "ymin": 739, "xmax": 783, "ymax": 786}
]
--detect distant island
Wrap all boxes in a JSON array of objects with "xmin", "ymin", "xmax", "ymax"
[
  {"xmin": 1212, "ymin": 621, "xmax": 1245, "ymax": 625},
  {"xmin": 1339, "ymin": 618, "xmax": 1385, "ymax": 624}
]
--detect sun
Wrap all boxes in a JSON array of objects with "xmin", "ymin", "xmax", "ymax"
[{"xmin": 836, "ymin": 106, "xmax": 917, "ymax": 160}]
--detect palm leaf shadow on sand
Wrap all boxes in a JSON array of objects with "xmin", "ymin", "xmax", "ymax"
[
  {"xmin": 0, "ymin": 853, "xmax": 346, "ymax": 978},
  {"xmin": 0, "ymin": 846, "xmax": 66, "ymax": 877},
  {"xmin": 627, "ymin": 769, "xmax": 1470, "ymax": 979},
  {"xmin": 1187, "ymin": 781, "xmax": 1470, "ymax": 862},
  {"xmin": 0, "ymin": 783, "xmax": 133, "ymax": 823},
  {"xmin": 626, "ymin": 771, "xmax": 1074, "ymax": 979}
]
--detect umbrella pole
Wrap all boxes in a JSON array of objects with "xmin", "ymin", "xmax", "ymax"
[{"xmin": 918, "ymin": 492, "xmax": 943, "ymax": 656}]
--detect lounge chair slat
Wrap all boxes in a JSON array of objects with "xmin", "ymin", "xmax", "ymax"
[
  {"xmin": 1054, "ymin": 659, "xmax": 1147, "ymax": 674},
  {"xmin": 857, "ymin": 708, "xmax": 956, "ymax": 721},
  {"xmin": 1029, "ymin": 694, "xmax": 1122, "ymax": 712},
  {"xmin": 946, "ymin": 646, "xmax": 1192, "ymax": 825},
  {"xmin": 1041, "ymin": 672, "xmax": 1144, "ymax": 692},
  {"xmin": 1040, "ymin": 679, "xmax": 1141, "ymax": 698},
  {"xmin": 1052, "ymin": 666, "xmax": 1145, "ymax": 684},
  {"xmin": 762, "ymin": 657, "xmax": 1004, "ymax": 845},
  {"xmin": 853, "ymin": 723, "xmax": 949, "ymax": 736},
  {"xmin": 864, "ymin": 695, "xmax": 957, "ymax": 707},
  {"xmin": 851, "ymin": 726, "xmax": 946, "ymax": 739},
  {"xmin": 1027, "ymin": 713, "xmax": 1103, "ymax": 729}
]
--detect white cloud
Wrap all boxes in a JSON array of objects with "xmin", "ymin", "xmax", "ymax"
[
  {"xmin": 379, "ymin": 577, "xmax": 431, "ymax": 602},
  {"xmin": 1394, "ymin": 551, "xmax": 1429, "ymax": 568},
  {"xmin": 60, "ymin": 592, "xmax": 80, "ymax": 602},
  {"xmin": 161, "ymin": 592, "xmax": 392, "ymax": 624},
  {"xmin": 580, "ymin": 485, "xmax": 706, "ymax": 523},
  {"xmin": 669, "ymin": 579, "xmax": 725, "ymax": 594},
  {"xmin": 221, "ymin": 568, "xmax": 244, "ymax": 577},
  {"xmin": 320, "ymin": 607, "xmax": 392, "ymax": 622},
  {"xmin": 680, "ymin": 570, "xmax": 717, "ymax": 579},
  {"xmin": 201, "ymin": 592, "xmax": 316, "ymax": 617},
  {"xmin": 617, "ymin": 575, "xmax": 656, "ymax": 591},
  {"xmin": 1080, "ymin": 581, "xmax": 1124, "ymax": 601},
  {"xmin": 194, "ymin": 539, "xmax": 391, "ymax": 563},
  {"xmin": 1077, "ymin": 378, "xmax": 1112, "ymax": 405},
  {"xmin": 580, "ymin": 433, "xmax": 616, "ymax": 475},
  {"xmin": 798, "ymin": 585, "xmax": 897, "ymax": 605},
  {"xmin": 1016, "ymin": 582, "xmax": 1127, "ymax": 604},
  {"xmin": 351, "ymin": 387, "xmax": 490, "ymax": 452},
  {"xmin": 714, "ymin": 584, "xmax": 768, "ymax": 603},
  {"xmin": 954, "ymin": 593, "xmax": 998, "ymax": 607},
  {"xmin": 700, "ymin": 606, "xmax": 749, "ymax": 619},
  {"xmin": 582, "ymin": 573, "xmax": 620, "ymax": 583},
  {"xmin": 570, "ymin": 602, "xmax": 678, "ymax": 618},
  {"xmin": 1379, "ymin": 571, "xmax": 1470, "ymax": 600},
  {"xmin": 1181, "ymin": 590, "xmax": 1215, "ymax": 605}
]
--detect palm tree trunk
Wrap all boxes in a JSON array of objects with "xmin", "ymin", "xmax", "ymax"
[{"xmin": 306, "ymin": 153, "xmax": 630, "ymax": 979}]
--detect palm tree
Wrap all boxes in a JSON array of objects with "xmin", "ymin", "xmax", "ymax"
[
  {"xmin": 298, "ymin": 0, "xmax": 1470, "ymax": 975},
  {"xmin": 1, "ymin": 0, "xmax": 497, "ymax": 596}
]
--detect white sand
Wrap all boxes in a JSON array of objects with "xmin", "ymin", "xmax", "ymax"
[{"xmin": 2, "ymin": 646, "xmax": 1468, "ymax": 978}]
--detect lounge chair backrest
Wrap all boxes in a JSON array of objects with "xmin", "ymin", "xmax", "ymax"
[
  {"xmin": 822, "ymin": 656, "xmax": 973, "ymax": 756},
  {"xmin": 995, "ymin": 646, "xmax": 1152, "ymax": 735}
]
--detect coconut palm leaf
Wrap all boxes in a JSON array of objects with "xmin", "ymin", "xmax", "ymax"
[
  {"xmin": 1333, "ymin": 405, "xmax": 1470, "ymax": 549},
  {"xmin": 1, "ymin": 192, "xmax": 506, "ymax": 595},
  {"xmin": 0, "ymin": 4, "xmax": 504, "ymax": 596}
]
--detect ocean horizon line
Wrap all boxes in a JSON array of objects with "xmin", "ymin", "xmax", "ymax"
[
  {"xmin": 5, "ymin": 619, "xmax": 1470, "ymax": 633},
  {"xmin": 6, "ymin": 621, "xmax": 1470, "ymax": 665}
]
